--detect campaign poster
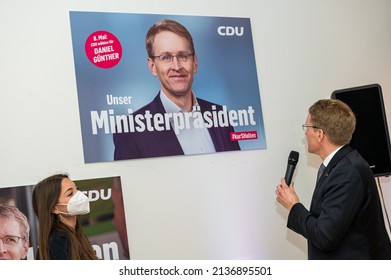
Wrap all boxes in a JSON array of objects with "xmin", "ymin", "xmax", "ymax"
[
  {"xmin": 69, "ymin": 11, "xmax": 266, "ymax": 163},
  {"xmin": 0, "ymin": 176, "xmax": 130, "ymax": 260}
]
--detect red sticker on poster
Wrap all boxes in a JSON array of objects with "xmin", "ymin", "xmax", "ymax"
[{"xmin": 85, "ymin": 31, "xmax": 122, "ymax": 68}]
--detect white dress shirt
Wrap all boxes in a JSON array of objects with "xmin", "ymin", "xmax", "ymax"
[{"xmin": 160, "ymin": 91, "xmax": 216, "ymax": 155}]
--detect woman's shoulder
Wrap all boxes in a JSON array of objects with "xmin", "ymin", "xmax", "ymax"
[
  {"xmin": 50, "ymin": 229, "xmax": 70, "ymax": 242},
  {"xmin": 49, "ymin": 229, "xmax": 71, "ymax": 259}
]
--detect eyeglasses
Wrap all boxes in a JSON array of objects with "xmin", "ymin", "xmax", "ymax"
[
  {"xmin": 302, "ymin": 124, "xmax": 319, "ymax": 131},
  {"xmin": 151, "ymin": 52, "xmax": 194, "ymax": 64},
  {"xmin": 0, "ymin": 235, "xmax": 24, "ymax": 247}
]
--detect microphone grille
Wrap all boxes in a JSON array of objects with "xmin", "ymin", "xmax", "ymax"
[{"xmin": 288, "ymin": 151, "xmax": 299, "ymax": 166}]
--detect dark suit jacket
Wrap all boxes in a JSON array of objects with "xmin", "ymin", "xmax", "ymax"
[
  {"xmin": 288, "ymin": 145, "xmax": 391, "ymax": 259},
  {"xmin": 113, "ymin": 94, "xmax": 240, "ymax": 160}
]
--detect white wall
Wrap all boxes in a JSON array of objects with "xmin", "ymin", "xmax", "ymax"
[{"xmin": 1, "ymin": 0, "xmax": 391, "ymax": 259}]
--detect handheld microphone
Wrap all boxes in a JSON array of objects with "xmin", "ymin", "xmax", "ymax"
[{"xmin": 284, "ymin": 151, "xmax": 299, "ymax": 186}]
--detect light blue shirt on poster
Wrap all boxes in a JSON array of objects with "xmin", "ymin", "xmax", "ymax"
[{"xmin": 160, "ymin": 91, "xmax": 216, "ymax": 155}]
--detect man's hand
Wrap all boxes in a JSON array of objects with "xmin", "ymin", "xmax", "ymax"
[{"xmin": 275, "ymin": 178, "xmax": 300, "ymax": 210}]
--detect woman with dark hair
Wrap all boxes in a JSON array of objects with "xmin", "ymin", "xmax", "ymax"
[{"xmin": 32, "ymin": 173, "xmax": 97, "ymax": 260}]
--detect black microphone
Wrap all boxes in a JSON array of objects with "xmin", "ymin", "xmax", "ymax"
[{"xmin": 284, "ymin": 151, "xmax": 299, "ymax": 186}]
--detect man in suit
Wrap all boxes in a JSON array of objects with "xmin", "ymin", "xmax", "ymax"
[
  {"xmin": 275, "ymin": 99, "xmax": 391, "ymax": 259},
  {"xmin": 113, "ymin": 19, "xmax": 240, "ymax": 160}
]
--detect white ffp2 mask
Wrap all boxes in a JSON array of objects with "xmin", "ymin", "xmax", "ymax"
[{"xmin": 57, "ymin": 191, "xmax": 90, "ymax": 216}]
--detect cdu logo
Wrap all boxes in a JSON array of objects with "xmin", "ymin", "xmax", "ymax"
[{"xmin": 217, "ymin": 26, "xmax": 244, "ymax": 36}]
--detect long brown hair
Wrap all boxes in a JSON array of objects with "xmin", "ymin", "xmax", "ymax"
[{"xmin": 32, "ymin": 173, "xmax": 97, "ymax": 260}]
